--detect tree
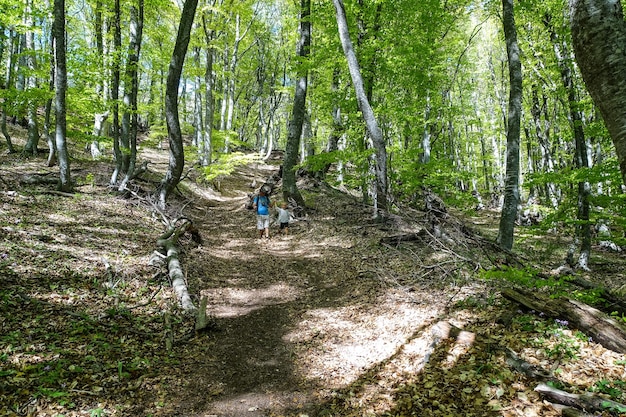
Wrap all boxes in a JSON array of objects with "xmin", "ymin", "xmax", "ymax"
[
  {"xmin": 54, "ymin": 0, "xmax": 71, "ymax": 192},
  {"xmin": 22, "ymin": 0, "xmax": 40, "ymax": 155},
  {"xmin": 496, "ymin": 0, "xmax": 522, "ymax": 250},
  {"xmin": 117, "ymin": 0, "xmax": 144, "ymax": 192},
  {"xmin": 282, "ymin": 0, "xmax": 310, "ymax": 208},
  {"xmin": 159, "ymin": 0, "xmax": 199, "ymax": 207},
  {"xmin": 544, "ymin": 14, "xmax": 591, "ymax": 269},
  {"xmin": 332, "ymin": 0, "xmax": 387, "ymax": 213},
  {"xmin": 109, "ymin": 0, "xmax": 123, "ymax": 186},
  {"xmin": 570, "ymin": 0, "xmax": 626, "ymax": 187}
]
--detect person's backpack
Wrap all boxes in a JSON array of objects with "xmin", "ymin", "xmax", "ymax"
[{"xmin": 246, "ymin": 193, "xmax": 256, "ymax": 210}]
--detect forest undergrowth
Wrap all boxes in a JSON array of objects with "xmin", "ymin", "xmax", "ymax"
[{"xmin": 2, "ymin": 132, "xmax": 626, "ymax": 416}]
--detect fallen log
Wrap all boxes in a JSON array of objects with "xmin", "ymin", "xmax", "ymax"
[
  {"xmin": 379, "ymin": 230, "xmax": 426, "ymax": 245},
  {"xmin": 156, "ymin": 219, "xmax": 196, "ymax": 312},
  {"xmin": 535, "ymin": 383, "xmax": 626, "ymax": 415},
  {"xmin": 501, "ymin": 287, "xmax": 626, "ymax": 353},
  {"xmin": 567, "ymin": 276, "xmax": 626, "ymax": 317}
]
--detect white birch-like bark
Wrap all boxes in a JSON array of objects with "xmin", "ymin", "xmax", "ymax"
[{"xmin": 333, "ymin": 0, "xmax": 388, "ymax": 211}]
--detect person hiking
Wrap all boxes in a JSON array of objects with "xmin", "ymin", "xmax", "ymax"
[
  {"xmin": 276, "ymin": 202, "xmax": 291, "ymax": 236},
  {"xmin": 253, "ymin": 189, "xmax": 271, "ymax": 239}
]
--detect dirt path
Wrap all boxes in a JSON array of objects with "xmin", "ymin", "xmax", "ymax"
[{"xmin": 160, "ymin": 161, "xmax": 456, "ymax": 417}]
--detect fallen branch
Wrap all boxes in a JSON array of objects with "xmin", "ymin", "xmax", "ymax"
[
  {"xmin": 156, "ymin": 219, "xmax": 196, "ymax": 312},
  {"xmin": 535, "ymin": 382, "xmax": 626, "ymax": 415},
  {"xmin": 502, "ymin": 287, "xmax": 626, "ymax": 353},
  {"xmin": 379, "ymin": 230, "xmax": 426, "ymax": 245}
]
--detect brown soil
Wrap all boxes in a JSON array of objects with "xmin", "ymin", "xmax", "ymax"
[{"xmin": 2, "ymin": 131, "xmax": 626, "ymax": 417}]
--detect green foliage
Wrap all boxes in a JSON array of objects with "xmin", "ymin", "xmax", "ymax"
[
  {"xmin": 201, "ymin": 152, "xmax": 259, "ymax": 182},
  {"xmin": 592, "ymin": 379, "xmax": 626, "ymax": 401},
  {"xmin": 144, "ymin": 124, "xmax": 168, "ymax": 148},
  {"xmin": 512, "ymin": 315, "xmax": 581, "ymax": 361},
  {"xmin": 526, "ymin": 157, "xmax": 626, "ymax": 245},
  {"xmin": 480, "ymin": 266, "xmax": 545, "ymax": 288},
  {"xmin": 394, "ymin": 151, "xmax": 477, "ymax": 210}
]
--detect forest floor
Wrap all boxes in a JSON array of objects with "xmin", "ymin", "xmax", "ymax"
[{"xmin": 2, "ymin": 127, "xmax": 626, "ymax": 417}]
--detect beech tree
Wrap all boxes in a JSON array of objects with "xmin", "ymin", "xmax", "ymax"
[
  {"xmin": 117, "ymin": 0, "xmax": 144, "ymax": 192},
  {"xmin": 282, "ymin": 0, "xmax": 310, "ymax": 207},
  {"xmin": 159, "ymin": 0, "xmax": 199, "ymax": 207},
  {"xmin": 570, "ymin": 0, "xmax": 626, "ymax": 187},
  {"xmin": 53, "ymin": 0, "xmax": 70, "ymax": 192},
  {"xmin": 333, "ymin": 0, "xmax": 387, "ymax": 213},
  {"xmin": 497, "ymin": 0, "xmax": 522, "ymax": 250}
]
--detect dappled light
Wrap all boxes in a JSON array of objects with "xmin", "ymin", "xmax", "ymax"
[
  {"xmin": 285, "ymin": 289, "xmax": 441, "ymax": 388},
  {"xmin": 201, "ymin": 283, "xmax": 302, "ymax": 318},
  {"xmin": 3, "ymin": 131, "xmax": 626, "ymax": 417}
]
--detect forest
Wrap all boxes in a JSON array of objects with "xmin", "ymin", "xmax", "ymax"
[{"xmin": 3, "ymin": 0, "xmax": 626, "ymax": 416}]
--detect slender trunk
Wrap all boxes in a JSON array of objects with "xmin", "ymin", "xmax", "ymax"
[
  {"xmin": 109, "ymin": 0, "xmax": 122, "ymax": 185},
  {"xmin": 159, "ymin": 0, "xmax": 200, "ymax": 207},
  {"xmin": 118, "ymin": 0, "xmax": 144, "ymax": 192},
  {"xmin": 45, "ymin": 26, "xmax": 56, "ymax": 167},
  {"xmin": 24, "ymin": 0, "xmax": 40, "ymax": 155},
  {"xmin": 201, "ymin": 11, "xmax": 215, "ymax": 166},
  {"xmin": 193, "ymin": 47, "xmax": 203, "ymax": 150},
  {"xmin": 54, "ymin": 0, "xmax": 71, "ymax": 192},
  {"xmin": 0, "ymin": 28, "xmax": 14, "ymax": 153},
  {"xmin": 545, "ymin": 14, "xmax": 591, "ymax": 269},
  {"xmin": 497, "ymin": 0, "xmax": 522, "ymax": 250}
]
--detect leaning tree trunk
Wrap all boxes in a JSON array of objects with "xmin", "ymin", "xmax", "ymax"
[
  {"xmin": 159, "ymin": 0, "xmax": 199, "ymax": 208},
  {"xmin": 54, "ymin": 0, "xmax": 71, "ymax": 193},
  {"xmin": 496, "ymin": 0, "xmax": 522, "ymax": 251},
  {"xmin": 282, "ymin": 0, "xmax": 310, "ymax": 208},
  {"xmin": 570, "ymin": 0, "xmax": 626, "ymax": 187},
  {"xmin": 333, "ymin": 0, "xmax": 388, "ymax": 213}
]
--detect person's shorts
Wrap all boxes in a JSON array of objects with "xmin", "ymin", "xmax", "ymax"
[
  {"xmin": 279, "ymin": 222, "xmax": 289, "ymax": 230},
  {"xmin": 257, "ymin": 214, "xmax": 270, "ymax": 230}
]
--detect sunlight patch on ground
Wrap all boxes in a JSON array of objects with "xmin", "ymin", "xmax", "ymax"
[
  {"xmin": 201, "ymin": 283, "xmax": 302, "ymax": 318},
  {"xmin": 285, "ymin": 289, "xmax": 442, "ymax": 388},
  {"xmin": 202, "ymin": 391, "xmax": 310, "ymax": 417}
]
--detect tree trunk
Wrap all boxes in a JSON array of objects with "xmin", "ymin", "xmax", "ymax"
[
  {"xmin": 545, "ymin": 15, "xmax": 591, "ymax": 270},
  {"xmin": 192, "ymin": 46, "xmax": 203, "ymax": 150},
  {"xmin": 118, "ymin": 0, "xmax": 144, "ymax": 192},
  {"xmin": 282, "ymin": 0, "xmax": 310, "ymax": 208},
  {"xmin": 333, "ymin": 0, "xmax": 388, "ymax": 213},
  {"xmin": 109, "ymin": 0, "xmax": 122, "ymax": 185},
  {"xmin": 201, "ymin": 9, "xmax": 216, "ymax": 167},
  {"xmin": 54, "ymin": 0, "xmax": 71, "ymax": 193},
  {"xmin": 496, "ymin": 0, "xmax": 522, "ymax": 250},
  {"xmin": 570, "ymin": 0, "xmax": 626, "ymax": 187},
  {"xmin": 44, "ymin": 26, "xmax": 56, "ymax": 167},
  {"xmin": 159, "ymin": 0, "xmax": 199, "ymax": 207},
  {"xmin": 0, "ymin": 28, "xmax": 15, "ymax": 153},
  {"xmin": 23, "ymin": 0, "xmax": 40, "ymax": 155}
]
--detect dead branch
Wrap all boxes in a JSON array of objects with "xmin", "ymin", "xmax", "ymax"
[
  {"xmin": 156, "ymin": 219, "xmax": 196, "ymax": 312},
  {"xmin": 502, "ymin": 287, "xmax": 626, "ymax": 353},
  {"xmin": 535, "ymin": 382, "xmax": 626, "ymax": 415}
]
